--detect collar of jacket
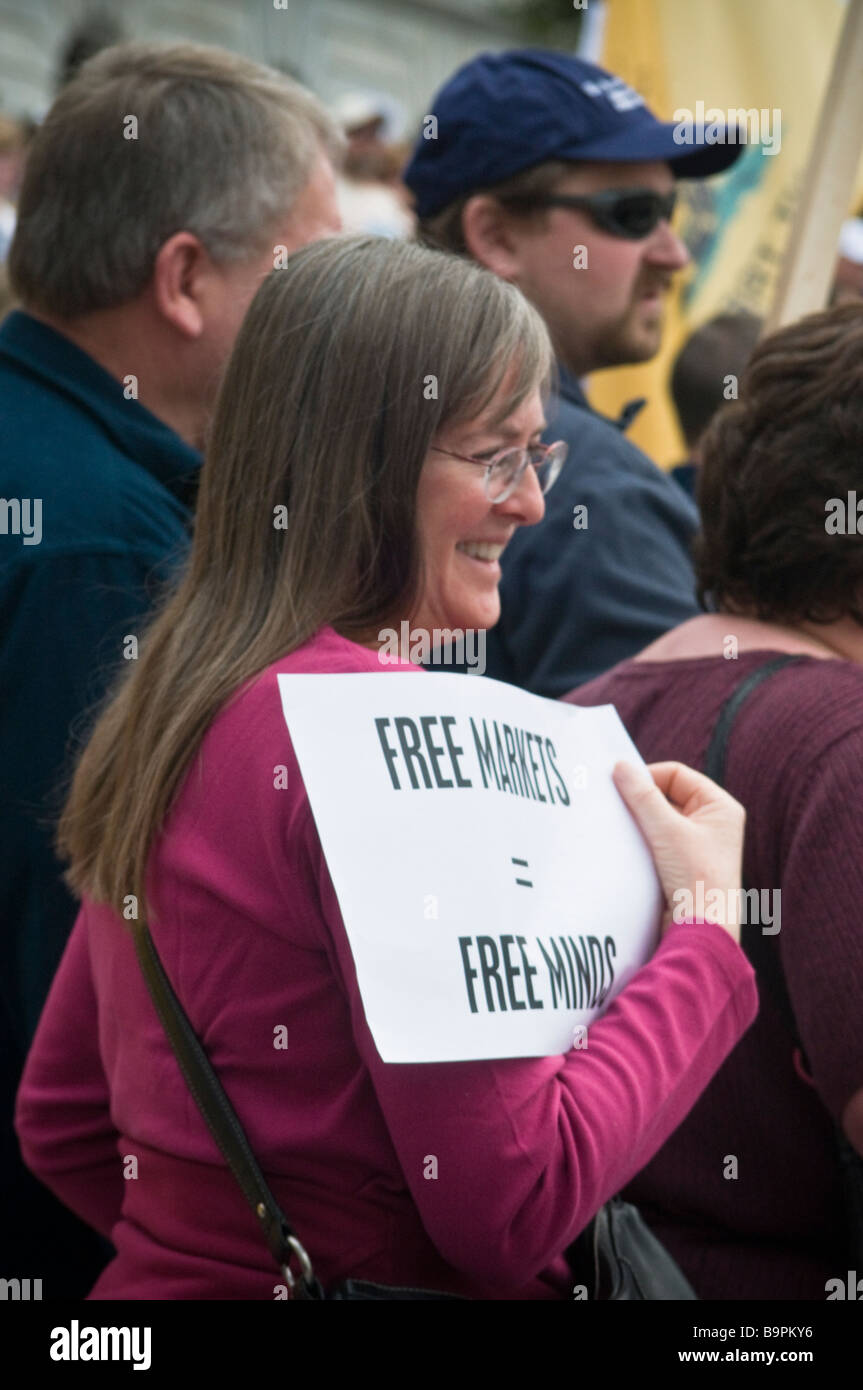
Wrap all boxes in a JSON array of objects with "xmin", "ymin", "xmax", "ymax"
[
  {"xmin": 555, "ymin": 360, "xmax": 647, "ymax": 434},
  {"xmin": 0, "ymin": 309, "xmax": 202, "ymax": 502}
]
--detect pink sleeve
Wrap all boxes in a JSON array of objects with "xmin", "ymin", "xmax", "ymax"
[
  {"xmin": 323, "ymin": 863, "xmax": 757, "ymax": 1285},
  {"xmin": 15, "ymin": 908, "xmax": 124, "ymax": 1240}
]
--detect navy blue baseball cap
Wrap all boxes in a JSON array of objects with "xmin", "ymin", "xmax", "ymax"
[{"xmin": 405, "ymin": 49, "xmax": 743, "ymax": 221}]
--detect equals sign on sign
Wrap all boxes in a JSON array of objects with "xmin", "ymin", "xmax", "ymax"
[{"xmin": 511, "ymin": 857, "xmax": 533, "ymax": 888}]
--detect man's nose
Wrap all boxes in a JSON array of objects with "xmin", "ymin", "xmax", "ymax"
[{"xmin": 645, "ymin": 218, "xmax": 689, "ymax": 271}]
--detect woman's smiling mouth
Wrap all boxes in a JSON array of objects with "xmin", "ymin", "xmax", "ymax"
[{"xmin": 455, "ymin": 540, "xmax": 507, "ymax": 564}]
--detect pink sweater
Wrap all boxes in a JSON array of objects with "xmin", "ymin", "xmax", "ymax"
[{"xmin": 16, "ymin": 628, "xmax": 757, "ymax": 1299}]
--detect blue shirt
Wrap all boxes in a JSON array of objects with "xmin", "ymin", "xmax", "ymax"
[
  {"xmin": 484, "ymin": 366, "xmax": 701, "ymax": 696},
  {"xmin": 0, "ymin": 309, "xmax": 200, "ymax": 1290}
]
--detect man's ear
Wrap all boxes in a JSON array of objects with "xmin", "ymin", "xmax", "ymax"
[
  {"xmin": 150, "ymin": 231, "xmax": 210, "ymax": 339},
  {"xmin": 461, "ymin": 195, "xmax": 524, "ymax": 281}
]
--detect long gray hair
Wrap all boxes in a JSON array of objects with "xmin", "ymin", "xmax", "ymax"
[{"xmin": 58, "ymin": 234, "xmax": 552, "ymax": 919}]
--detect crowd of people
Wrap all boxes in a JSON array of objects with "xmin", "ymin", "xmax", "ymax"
[{"xmin": 1, "ymin": 36, "xmax": 861, "ymax": 1303}]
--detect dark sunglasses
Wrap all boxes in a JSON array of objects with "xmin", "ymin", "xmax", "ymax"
[{"xmin": 501, "ymin": 187, "xmax": 677, "ymax": 240}]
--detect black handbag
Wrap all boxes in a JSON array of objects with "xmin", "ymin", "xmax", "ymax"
[
  {"xmin": 565, "ymin": 1196, "xmax": 696, "ymax": 1299},
  {"xmin": 130, "ymin": 914, "xmax": 696, "ymax": 1300},
  {"xmin": 704, "ymin": 653, "xmax": 863, "ymax": 1270}
]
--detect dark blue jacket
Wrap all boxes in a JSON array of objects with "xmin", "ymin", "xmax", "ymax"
[
  {"xmin": 0, "ymin": 310, "xmax": 200, "ymax": 1293},
  {"xmin": 485, "ymin": 367, "xmax": 701, "ymax": 696}
]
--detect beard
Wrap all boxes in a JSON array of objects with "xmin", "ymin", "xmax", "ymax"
[{"xmin": 588, "ymin": 294, "xmax": 667, "ymax": 370}]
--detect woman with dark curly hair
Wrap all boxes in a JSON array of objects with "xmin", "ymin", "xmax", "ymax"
[{"xmin": 567, "ymin": 299, "xmax": 863, "ymax": 1301}]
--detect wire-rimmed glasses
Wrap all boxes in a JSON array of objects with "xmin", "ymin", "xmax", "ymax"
[{"xmin": 430, "ymin": 439, "xmax": 568, "ymax": 503}]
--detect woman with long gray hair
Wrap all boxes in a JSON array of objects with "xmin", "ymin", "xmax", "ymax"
[{"xmin": 16, "ymin": 235, "xmax": 755, "ymax": 1299}]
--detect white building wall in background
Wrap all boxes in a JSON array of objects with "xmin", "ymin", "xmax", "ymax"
[{"xmin": 0, "ymin": 0, "xmax": 527, "ymax": 132}]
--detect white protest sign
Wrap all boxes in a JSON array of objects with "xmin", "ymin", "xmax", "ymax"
[{"xmin": 278, "ymin": 672, "xmax": 662, "ymax": 1063}]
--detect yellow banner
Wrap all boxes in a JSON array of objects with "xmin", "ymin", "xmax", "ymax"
[{"xmin": 591, "ymin": 0, "xmax": 862, "ymax": 466}]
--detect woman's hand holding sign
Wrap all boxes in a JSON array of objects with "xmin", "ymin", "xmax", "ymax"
[{"xmin": 613, "ymin": 760, "xmax": 744, "ymax": 941}]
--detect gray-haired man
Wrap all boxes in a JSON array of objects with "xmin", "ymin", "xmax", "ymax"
[{"xmin": 0, "ymin": 41, "xmax": 341, "ymax": 1296}]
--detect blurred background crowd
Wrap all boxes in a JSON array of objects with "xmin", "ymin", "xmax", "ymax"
[{"xmin": 1, "ymin": 0, "xmax": 862, "ymax": 462}]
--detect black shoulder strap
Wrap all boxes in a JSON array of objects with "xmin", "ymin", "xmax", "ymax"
[
  {"xmin": 130, "ymin": 917, "xmax": 321, "ymax": 1298},
  {"xmin": 704, "ymin": 653, "xmax": 863, "ymax": 1267},
  {"xmin": 703, "ymin": 654, "xmax": 803, "ymax": 789},
  {"xmin": 704, "ymin": 655, "xmax": 806, "ymax": 1045}
]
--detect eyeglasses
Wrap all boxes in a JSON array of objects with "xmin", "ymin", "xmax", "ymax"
[
  {"xmin": 501, "ymin": 187, "xmax": 677, "ymax": 240},
  {"xmin": 430, "ymin": 439, "xmax": 568, "ymax": 503}
]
